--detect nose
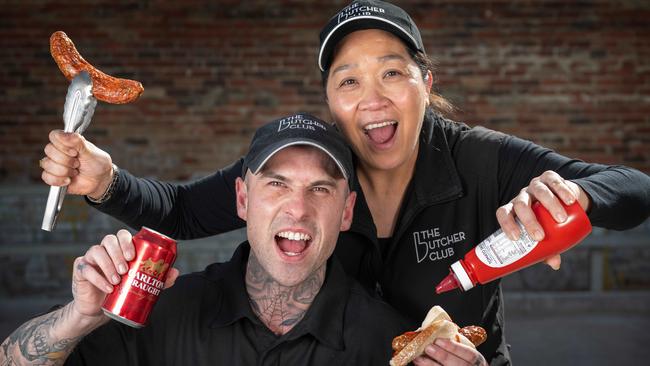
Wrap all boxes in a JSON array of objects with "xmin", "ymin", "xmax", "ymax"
[
  {"xmin": 358, "ymin": 80, "xmax": 389, "ymax": 111},
  {"xmin": 283, "ymin": 190, "xmax": 311, "ymax": 221}
]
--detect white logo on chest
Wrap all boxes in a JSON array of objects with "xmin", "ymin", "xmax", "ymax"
[{"xmin": 413, "ymin": 227, "xmax": 466, "ymax": 263}]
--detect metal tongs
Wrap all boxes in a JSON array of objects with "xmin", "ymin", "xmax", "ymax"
[{"xmin": 41, "ymin": 71, "xmax": 97, "ymax": 231}]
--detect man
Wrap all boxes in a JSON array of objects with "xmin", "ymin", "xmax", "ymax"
[{"xmin": 1, "ymin": 113, "xmax": 409, "ymax": 365}]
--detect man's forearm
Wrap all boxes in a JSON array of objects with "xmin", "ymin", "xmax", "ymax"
[{"xmin": 0, "ymin": 302, "xmax": 104, "ymax": 366}]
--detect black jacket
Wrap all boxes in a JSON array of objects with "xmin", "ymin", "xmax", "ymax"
[{"xmin": 92, "ymin": 113, "xmax": 650, "ymax": 364}]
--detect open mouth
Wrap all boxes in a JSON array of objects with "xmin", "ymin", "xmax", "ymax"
[
  {"xmin": 275, "ymin": 231, "xmax": 312, "ymax": 258},
  {"xmin": 364, "ymin": 120, "xmax": 398, "ymax": 145}
]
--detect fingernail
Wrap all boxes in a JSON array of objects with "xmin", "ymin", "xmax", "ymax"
[
  {"xmin": 112, "ymin": 275, "xmax": 120, "ymax": 284},
  {"xmin": 105, "ymin": 285, "xmax": 114, "ymax": 292},
  {"xmin": 118, "ymin": 264, "xmax": 127, "ymax": 274},
  {"xmin": 555, "ymin": 212, "xmax": 567, "ymax": 222},
  {"xmin": 564, "ymin": 192, "xmax": 576, "ymax": 204},
  {"xmin": 533, "ymin": 230, "xmax": 544, "ymax": 241},
  {"xmin": 125, "ymin": 251, "xmax": 134, "ymax": 261}
]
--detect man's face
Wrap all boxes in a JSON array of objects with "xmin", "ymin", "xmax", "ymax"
[{"xmin": 236, "ymin": 146, "xmax": 356, "ymax": 287}]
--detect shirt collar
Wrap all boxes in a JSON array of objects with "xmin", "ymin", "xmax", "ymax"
[
  {"xmin": 206, "ymin": 242, "xmax": 348, "ymax": 351},
  {"xmin": 295, "ymin": 256, "xmax": 348, "ymax": 350},
  {"xmin": 207, "ymin": 243, "xmax": 258, "ymax": 328},
  {"xmin": 413, "ymin": 111, "xmax": 463, "ymax": 205}
]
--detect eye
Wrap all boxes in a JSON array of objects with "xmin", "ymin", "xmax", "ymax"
[
  {"xmin": 384, "ymin": 70, "xmax": 402, "ymax": 78},
  {"xmin": 269, "ymin": 181, "xmax": 285, "ymax": 188},
  {"xmin": 338, "ymin": 78, "xmax": 357, "ymax": 88},
  {"xmin": 311, "ymin": 186, "xmax": 330, "ymax": 194}
]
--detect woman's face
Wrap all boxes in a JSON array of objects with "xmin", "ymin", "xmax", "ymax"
[{"xmin": 325, "ymin": 29, "xmax": 432, "ymax": 173}]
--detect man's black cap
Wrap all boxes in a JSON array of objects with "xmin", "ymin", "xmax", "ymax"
[
  {"xmin": 242, "ymin": 113, "xmax": 354, "ymax": 189},
  {"xmin": 318, "ymin": 0, "xmax": 425, "ymax": 72}
]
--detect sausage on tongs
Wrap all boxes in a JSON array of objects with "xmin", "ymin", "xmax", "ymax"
[{"xmin": 42, "ymin": 31, "xmax": 144, "ymax": 232}]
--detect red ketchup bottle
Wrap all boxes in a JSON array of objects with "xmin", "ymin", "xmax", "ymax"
[{"xmin": 435, "ymin": 201, "xmax": 592, "ymax": 294}]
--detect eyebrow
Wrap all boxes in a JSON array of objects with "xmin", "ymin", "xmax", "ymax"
[
  {"xmin": 378, "ymin": 54, "xmax": 407, "ymax": 63},
  {"xmin": 330, "ymin": 53, "xmax": 408, "ymax": 76},
  {"xmin": 331, "ymin": 63, "xmax": 353, "ymax": 75},
  {"xmin": 259, "ymin": 171, "xmax": 286, "ymax": 181},
  {"xmin": 259, "ymin": 172, "xmax": 338, "ymax": 188},
  {"xmin": 310, "ymin": 179, "xmax": 338, "ymax": 188}
]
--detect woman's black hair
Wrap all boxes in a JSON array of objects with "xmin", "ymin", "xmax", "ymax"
[{"xmin": 410, "ymin": 50, "xmax": 455, "ymax": 115}]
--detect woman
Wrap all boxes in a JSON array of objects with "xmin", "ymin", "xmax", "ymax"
[{"xmin": 40, "ymin": 1, "xmax": 650, "ymax": 364}]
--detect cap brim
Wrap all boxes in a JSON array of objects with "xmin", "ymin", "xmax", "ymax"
[
  {"xmin": 247, "ymin": 139, "xmax": 350, "ymax": 182},
  {"xmin": 319, "ymin": 16, "xmax": 421, "ymax": 71}
]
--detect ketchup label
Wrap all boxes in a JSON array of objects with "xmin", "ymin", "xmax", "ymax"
[{"xmin": 474, "ymin": 221, "xmax": 539, "ymax": 267}]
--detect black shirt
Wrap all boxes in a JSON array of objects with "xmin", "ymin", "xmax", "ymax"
[
  {"xmin": 90, "ymin": 112, "xmax": 650, "ymax": 365},
  {"xmin": 66, "ymin": 243, "xmax": 409, "ymax": 366}
]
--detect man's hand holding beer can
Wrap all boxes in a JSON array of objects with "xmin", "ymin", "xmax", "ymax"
[{"xmin": 72, "ymin": 228, "xmax": 180, "ymax": 327}]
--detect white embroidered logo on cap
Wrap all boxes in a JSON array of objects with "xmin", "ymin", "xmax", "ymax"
[
  {"xmin": 337, "ymin": 2, "xmax": 386, "ymax": 23},
  {"xmin": 277, "ymin": 114, "xmax": 327, "ymax": 132}
]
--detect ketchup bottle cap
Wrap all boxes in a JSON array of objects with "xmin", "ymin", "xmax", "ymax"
[{"xmin": 435, "ymin": 271, "xmax": 460, "ymax": 294}]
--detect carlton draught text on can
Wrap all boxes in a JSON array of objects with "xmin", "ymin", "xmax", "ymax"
[{"xmin": 101, "ymin": 227, "xmax": 177, "ymax": 328}]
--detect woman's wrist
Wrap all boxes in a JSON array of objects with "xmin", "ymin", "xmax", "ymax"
[{"xmin": 87, "ymin": 164, "xmax": 119, "ymax": 204}]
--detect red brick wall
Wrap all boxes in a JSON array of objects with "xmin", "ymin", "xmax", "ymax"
[{"xmin": 1, "ymin": 0, "xmax": 648, "ymax": 184}]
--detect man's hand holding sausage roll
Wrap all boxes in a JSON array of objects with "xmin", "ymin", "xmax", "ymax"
[{"xmin": 390, "ymin": 306, "xmax": 488, "ymax": 366}]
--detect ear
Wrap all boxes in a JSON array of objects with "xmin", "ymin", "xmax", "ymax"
[
  {"xmin": 425, "ymin": 70, "xmax": 434, "ymax": 93},
  {"xmin": 423, "ymin": 70, "xmax": 434, "ymax": 107},
  {"xmin": 339, "ymin": 191, "xmax": 357, "ymax": 231},
  {"xmin": 235, "ymin": 177, "xmax": 248, "ymax": 221}
]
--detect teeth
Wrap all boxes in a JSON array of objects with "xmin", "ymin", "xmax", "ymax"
[
  {"xmin": 277, "ymin": 231, "xmax": 312, "ymax": 241},
  {"xmin": 364, "ymin": 120, "xmax": 397, "ymax": 131},
  {"xmin": 284, "ymin": 251, "xmax": 301, "ymax": 257}
]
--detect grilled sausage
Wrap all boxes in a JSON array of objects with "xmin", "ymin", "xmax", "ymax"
[
  {"xmin": 50, "ymin": 31, "xmax": 144, "ymax": 104},
  {"xmin": 392, "ymin": 326, "xmax": 487, "ymax": 353},
  {"xmin": 459, "ymin": 325, "xmax": 487, "ymax": 347}
]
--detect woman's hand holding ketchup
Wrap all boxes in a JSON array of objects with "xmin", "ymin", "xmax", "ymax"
[{"xmin": 496, "ymin": 170, "xmax": 591, "ymax": 270}]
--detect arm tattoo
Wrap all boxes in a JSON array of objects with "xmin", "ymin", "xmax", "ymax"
[
  {"xmin": 0, "ymin": 304, "xmax": 83, "ymax": 365},
  {"xmin": 245, "ymin": 253, "xmax": 325, "ymax": 335},
  {"xmin": 71, "ymin": 262, "xmax": 86, "ymax": 298}
]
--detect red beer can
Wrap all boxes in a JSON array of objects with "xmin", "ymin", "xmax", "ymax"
[{"xmin": 102, "ymin": 227, "xmax": 177, "ymax": 328}]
